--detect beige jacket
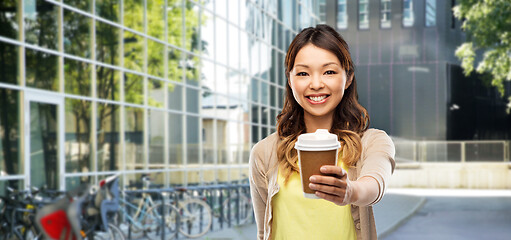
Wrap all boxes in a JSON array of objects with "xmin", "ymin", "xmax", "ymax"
[{"xmin": 249, "ymin": 128, "xmax": 396, "ymax": 240}]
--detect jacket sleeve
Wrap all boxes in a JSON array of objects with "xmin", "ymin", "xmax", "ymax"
[
  {"xmin": 359, "ymin": 129, "xmax": 396, "ymax": 205},
  {"xmin": 249, "ymin": 142, "xmax": 269, "ymax": 240}
]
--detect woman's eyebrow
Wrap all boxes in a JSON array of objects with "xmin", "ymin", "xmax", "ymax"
[
  {"xmin": 294, "ymin": 62, "xmax": 339, "ymax": 68},
  {"xmin": 323, "ymin": 62, "xmax": 339, "ymax": 67}
]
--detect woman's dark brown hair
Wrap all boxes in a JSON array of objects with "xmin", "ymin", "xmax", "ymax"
[{"xmin": 277, "ymin": 24, "xmax": 369, "ymax": 183}]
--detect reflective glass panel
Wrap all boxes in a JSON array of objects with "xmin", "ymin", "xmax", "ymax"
[
  {"xmin": 425, "ymin": 0, "xmax": 436, "ymax": 27},
  {"xmin": 261, "ymin": 106, "xmax": 268, "ymax": 125},
  {"xmin": 167, "ymin": 82, "xmax": 182, "ymax": 111},
  {"xmin": 148, "ymin": 78, "xmax": 164, "ymax": 108},
  {"xmin": 381, "ymin": 0, "xmax": 392, "ymax": 28},
  {"xmin": 96, "ymin": 66, "xmax": 120, "ymax": 101},
  {"xmin": 215, "ymin": 19, "xmax": 227, "ymax": 65},
  {"xmin": 25, "ymin": 0, "xmax": 58, "ymax": 50},
  {"xmin": 95, "ymin": 0, "xmax": 120, "ymax": 22},
  {"xmin": 96, "ymin": 21, "xmax": 120, "ymax": 65},
  {"xmin": 147, "ymin": 39, "xmax": 164, "ymax": 78},
  {"xmin": 168, "ymin": 113, "xmax": 183, "ymax": 165},
  {"xmin": 148, "ymin": 109, "xmax": 164, "ymax": 166},
  {"xmin": 124, "ymin": 32, "xmax": 144, "ymax": 72},
  {"xmin": 0, "ymin": 89, "xmax": 20, "ymax": 175},
  {"xmin": 202, "ymin": 118, "xmax": 214, "ymax": 164},
  {"xmin": 228, "ymin": 24, "xmax": 240, "ymax": 69},
  {"xmin": 0, "ymin": 180, "xmax": 23, "ymax": 195},
  {"xmin": 261, "ymin": 81, "xmax": 269, "ymax": 105},
  {"xmin": 228, "ymin": 0, "xmax": 239, "ymax": 25},
  {"xmin": 0, "ymin": 0, "xmax": 18, "ymax": 40},
  {"xmin": 186, "ymin": 54, "xmax": 201, "ymax": 86},
  {"xmin": 65, "ymin": 58, "xmax": 91, "ymax": 96},
  {"xmin": 187, "ymin": 115, "xmax": 199, "ymax": 164},
  {"xmin": 97, "ymin": 103, "xmax": 120, "ymax": 171},
  {"xmin": 359, "ymin": 0, "xmax": 369, "ymax": 29},
  {"xmin": 167, "ymin": 0, "xmax": 183, "ymax": 48},
  {"xmin": 169, "ymin": 171, "xmax": 184, "ymax": 186},
  {"xmin": 185, "ymin": 1, "xmax": 200, "ymax": 53},
  {"xmin": 124, "ymin": 72, "xmax": 143, "ymax": 105},
  {"xmin": 65, "ymin": 99, "xmax": 92, "ymax": 173},
  {"xmin": 26, "ymin": 49, "xmax": 58, "ymax": 91},
  {"xmin": 64, "ymin": 0, "xmax": 91, "ymax": 12},
  {"xmin": 64, "ymin": 9, "xmax": 91, "ymax": 58},
  {"xmin": 147, "ymin": 0, "xmax": 165, "ymax": 40},
  {"xmin": 168, "ymin": 48, "xmax": 183, "ymax": 82},
  {"xmin": 29, "ymin": 102, "xmax": 58, "ymax": 189},
  {"xmin": 187, "ymin": 170, "xmax": 200, "ymax": 185},
  {"xmin": 65, "ymin": 175, "xmax": 92, "ymax": 190},
  {"xmin": 186, "ymin": 87, "xmax": 200, "ymax": 113},
  {"xmin": 200, "ymin": 9, "xmax": 214, "ymax": 59},
  {"xmin": 125, "ymin": 106, "xmax": 144, "ymax": 170},
  {"xmin": 123, "ymin": 0, "xmax": 143, "ymax": 32},
  {"xmin": 403, "ymin": 0, "xmax": 414, "ymax": 27},
  {"xmin": 0, "ymin": 42, "xmax": 18, "ymax": 84},
  {"xmin": 217, "ymin": 120, "xmax": 227, "ymax": 164}
]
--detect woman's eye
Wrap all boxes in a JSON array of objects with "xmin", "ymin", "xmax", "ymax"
[
  {"xmin": 325, "ymin": 70, "xmax": 337, "ymax": 75},
  {"xmin": 296, "ymin": 72, "xmax": 308, "ymax": 76}
]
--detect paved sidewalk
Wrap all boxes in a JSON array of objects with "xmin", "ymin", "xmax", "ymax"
[{"xmin": 199, "ymin": 189, "xmax": 426, "ymax": 240}]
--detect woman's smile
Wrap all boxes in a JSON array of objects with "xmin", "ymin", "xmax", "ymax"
[{"xmin": 306, "ymin": 94, "xmax": 330, "ymax": 104}]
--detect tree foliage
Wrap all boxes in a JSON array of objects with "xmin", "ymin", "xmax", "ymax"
[{"xmin": 453, "ymin": 0, "xmax": 511, "ymax": 110}]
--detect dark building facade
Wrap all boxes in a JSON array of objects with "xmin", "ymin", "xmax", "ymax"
[{"xmin": 332, "ymin": 0, "xmax": 510, "ymax": 141}]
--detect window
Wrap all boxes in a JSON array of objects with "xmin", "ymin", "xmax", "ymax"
[
  {"xmin": 403, "ymin": 0, "xmax": 414, "ymax": 27},
  {"xmin": 451, "ymin": 0, "xmax": 456, "ymax": 29},
  {"xmin": 380, "ymin": 0, "xmax": 391, "ymax": 28},
  {"xmin": 358, "ymin": 0, "xmax": 369, "ymax": 29},
  {"xmin": 337, "ymin": 0, "xmax": 347, "ymax": 29},
  {"xmin": 425, "ymin": 0, "xmax": 436, "ymax": 27}
]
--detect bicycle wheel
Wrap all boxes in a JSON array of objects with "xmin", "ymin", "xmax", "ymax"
[
  {"xmin": 178, "ymin": 199, "xmax": 212, "ymax": 238},
  {"xmin": 88, "ymin": 223, "xmax": 126, "ymax": 240},
  {"xmin": 145, "ymin": 203, "xmax": 178, "ymax": 239},
  {"xmin": 222, "ymin": 194, "xmax": 253, "ymax": 225}
]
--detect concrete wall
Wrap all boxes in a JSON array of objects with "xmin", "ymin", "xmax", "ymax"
[{"xmin": 389, "ymin": 163, "xmax": 511, "ymax": 189}]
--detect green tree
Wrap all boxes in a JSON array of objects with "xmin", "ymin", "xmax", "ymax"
[{"xmin": 453, "ymin": 0, "xmax": 511, "ymax": 111}]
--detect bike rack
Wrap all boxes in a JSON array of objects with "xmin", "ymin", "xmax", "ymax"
[
  {"xmin": 121, "ymin": 183, "xmax": 252, "ymax": 239},
  {"xmin": 124, "ymin": 188, "xmax": 172, "ymax": 240}
]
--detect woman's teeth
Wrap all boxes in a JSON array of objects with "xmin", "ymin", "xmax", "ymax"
[{"xmin": 309, "ymin": 95, "xmax": 327, "ymax": 102}]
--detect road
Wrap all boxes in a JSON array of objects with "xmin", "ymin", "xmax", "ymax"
[{"xmin": 382, "ymin": 194, "xmax": 511, "ymax": 240}]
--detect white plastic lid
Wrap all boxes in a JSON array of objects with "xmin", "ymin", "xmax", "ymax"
[{"xmin": 294, "ymin": 129, "xmax": 340, "ymax": 151}]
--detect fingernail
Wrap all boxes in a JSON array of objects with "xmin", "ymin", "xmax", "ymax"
[
  {"xmin": 320, "ymin": 167, "xmax": 327, "ymax": 171},
  {"xmin": 309, "ymin": 183, "xmax": 316, "ymax": 189},
  {"xmin": 309, "ymin": 176, "xmax": 316, "ymax": 182}
]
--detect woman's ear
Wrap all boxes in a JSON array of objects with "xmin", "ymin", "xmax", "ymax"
[{"xmin": 345, "ymin": 73, "xmax": 353, "ymax": 89}]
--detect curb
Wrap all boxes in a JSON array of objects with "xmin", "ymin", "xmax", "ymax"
[{"xmin": 377, "ymin": 196, "xmax": 426, "ymax": 239}]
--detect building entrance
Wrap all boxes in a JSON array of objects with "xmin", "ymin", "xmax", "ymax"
[{"xmin": 24, "ymin": 91, "xmax": 64, "ymax": 191}]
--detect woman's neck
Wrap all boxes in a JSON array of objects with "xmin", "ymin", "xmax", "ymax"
[{"xmin": 303, "ymin": 112, "xmax": 334, "ymax": 133}]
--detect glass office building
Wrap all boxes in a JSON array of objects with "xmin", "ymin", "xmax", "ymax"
[
  {"xmin": 0, "ymin": 0, "xmax": 322, "ymax": 192},
  {"xmin": 337, "ymin": 0, "xmax": 511, "ymax": 141}
]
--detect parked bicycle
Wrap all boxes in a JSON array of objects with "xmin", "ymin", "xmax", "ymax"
[
  {"xmin": 35, "ymin": 175, "xmax": 125, "ymax": 240},
  {"xmin": 221, "ymin": 185, "xmax": 253, "ymax": 226},
  {"xmin": 120, "ymin": 175, "xmax": 213, "ymax": 239},
  {"xmin": 0, "ymin": 186, "xmax": 57, "ymax": 240},
  {"xmin": 118, "ymin": 175, "xmax": 177, "ymax": 239}
]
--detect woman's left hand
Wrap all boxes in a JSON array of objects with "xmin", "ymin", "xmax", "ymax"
[{"xmin": 308, "ymin": 165, "xmax": 355, "ymax": 206}]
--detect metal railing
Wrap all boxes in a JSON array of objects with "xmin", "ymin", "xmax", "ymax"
[{"xmin": 393, "ymin": 139, "xmax": 510, "ymax": 163}]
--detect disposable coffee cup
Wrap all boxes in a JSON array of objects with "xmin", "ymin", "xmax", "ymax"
[{"xmin": 294, "ymin": 129, "xmax": 341, "ymax": 199}]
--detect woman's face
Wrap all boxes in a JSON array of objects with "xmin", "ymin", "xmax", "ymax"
[{"xmin": 289, "ymin": 44, "xmax": 351, "ymax": 119}]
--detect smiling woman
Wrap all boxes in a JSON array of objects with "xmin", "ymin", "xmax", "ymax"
[{"xmin": 249, "ymin": 25, "xmax": 396, "ymax": 240}]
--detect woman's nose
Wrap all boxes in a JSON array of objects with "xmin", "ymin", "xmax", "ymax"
[{"xmin": 309, "ymin": 75, "xmax": 324, "ymax": 90}]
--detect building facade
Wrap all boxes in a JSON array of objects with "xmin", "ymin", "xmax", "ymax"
[
  {"xmin": 335, "ymin": 0, "xmax": 511, "ymax": 141},
  {"xmin": 0, "ymin": 0, "xmax": 322, "ymax": 192}
]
